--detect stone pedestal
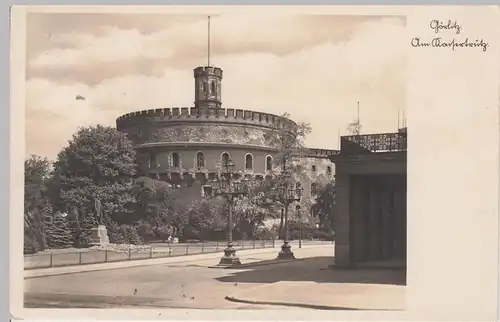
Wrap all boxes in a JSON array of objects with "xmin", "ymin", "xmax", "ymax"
[
  {"xmin": 276, "ymin": 241, "xmax": 295, "ymax": 260},
  {"xmin": 217, "ymin": 245, "xmax": 241, "ymax": 266},
  {"xmin": 90, "ymin": 225, "xmax": 109, "ymax": 245}
]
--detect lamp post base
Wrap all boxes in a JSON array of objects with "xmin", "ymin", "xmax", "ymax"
[
  {"xmin": 276, "ymin": 241, "xmax": 295, "ymax": 260},
  {"xmin": 217, "ymin": 244, "xmax": 241, "ymax": 266}
]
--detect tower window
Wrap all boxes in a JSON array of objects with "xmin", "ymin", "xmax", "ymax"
[
  {"xmin": 196, "ymin": 152, "xmax": 205, "ymax": 168},
  {"xmin": 266, "ymin": 155, "xmax": 273, "ymax": 172},
  {"xmin": 211, "ymin": 82, "xmax": 216, "ymax": 94},
  {"xmin": 203, "ymin": 82, "xmax": 207, "ymax": 93},
  {"xmin": 326, "ymin": 166, "xmax": 332, "ymax": 176},
  {"xmin": 221, "ymin": 152, "xmax": 230, "ymax": 166},
  {"xmin": 245, "ymin": 154, "xmax": 253, "ymax": 170},
  {"xmin": 312, "ymin": 165, "xmax": 317, "ymax": 172},
  {"xmin": 171, "ymin": 152, "xmax": 180, "ymax": 168}
]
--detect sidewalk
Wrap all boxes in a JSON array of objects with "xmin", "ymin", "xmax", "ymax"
[
  {"xmin": 24, "ymin": 243, "xmax": 329, "ymax": 279},
  {"xmin": 223, "ymin": 254, "xmax": 406, "ymax": 311}
]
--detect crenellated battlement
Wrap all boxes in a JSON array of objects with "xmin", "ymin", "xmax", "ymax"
[
  {"xmin": 194, "ymin": 66, "xmax": 223, "ymax": 79},
  {"xmin": 116, "ymin": 107, "xmax": 297, "ymax": 131}
]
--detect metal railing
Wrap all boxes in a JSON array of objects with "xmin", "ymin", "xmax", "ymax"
[
  {"xmin": 341, "ymin": 132, "xmax": 407, "ymax": 155},
  {"xmin": 23, "ymin": 239, "xmax": 333, "ymax": 270}
]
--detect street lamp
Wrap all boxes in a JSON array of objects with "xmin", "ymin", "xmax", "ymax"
[
  {"xmin": 211, "ymin": 158, "xmax": 249, "ymax": 266},
  {"xmin": 296, "ymin": 204, "xmax": 302, "ymax": 249},
  {"xmin": 276, "ymin": 178, "xmax": 303, "ymax": 260}
]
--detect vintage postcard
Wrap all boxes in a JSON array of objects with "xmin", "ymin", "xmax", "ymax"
[{"xmin": 10, "ymin": 5, "xmax": 499, "ymax": 321}]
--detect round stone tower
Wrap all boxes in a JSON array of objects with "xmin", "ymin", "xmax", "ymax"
[{"xmin": 116, "ymin": 64, "xmax": 298, "ymax": 206}]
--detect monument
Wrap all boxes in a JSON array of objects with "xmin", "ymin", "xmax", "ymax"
[{"xmin": 90, "ymin": 198, "xmax": 109, "ymax": 245}]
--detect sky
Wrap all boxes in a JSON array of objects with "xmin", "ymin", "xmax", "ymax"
[{"xmin": 25, "ymin": 13, "xmax": 407, "ymax": 160}]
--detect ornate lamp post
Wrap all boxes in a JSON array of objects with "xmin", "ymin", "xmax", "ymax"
[
  {"xmin": 211, "ymin": 158, "xmax": 249, "ymax": 266},
  {"xmin": 296, "ymin": 204, "xmax": 302, "ymax": 249},
  {"xmin": 276, "ymin": 178, "xmax": 303, "ymax": 260}
]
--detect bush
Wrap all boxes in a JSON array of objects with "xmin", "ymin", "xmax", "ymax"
[
  {"xmin": 76, "ymin": 234, "xmax": 92, "ymax": 248},
  {"xmin": 256, "ymin": 227, "xmax": 277, "ymax": 240},
  {"xmin": 136, "ymin": 222, "xmax": 154, "ymax": 238},
  {"xmin": 156, "ymin": 225, "xmax": 172, "ymax": 242},
  {"xmin": 289, "ymin": 228, "xmax": 312, "ymax": 241},
  {"xmin": 180, "ymin": 225, "xmax": 202, "ymax": 242},
  {"xmin": 312, "ymin": 228, "xmax": 334, "ymax": 241},
  {"xmin": 107, "ymin": 223, "xmax": 143, "ymax": 245}
]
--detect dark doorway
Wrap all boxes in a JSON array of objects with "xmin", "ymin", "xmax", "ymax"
[{"xmin": 349, "ymin": 174, "xmax": 406, "ymax": 264}]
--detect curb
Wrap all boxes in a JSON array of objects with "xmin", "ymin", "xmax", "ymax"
[
  {"xmin": 224, "ymin": 296, "xmax": 403, "ymax": 311},
  {"xmin": 224, "ymin": 296, "xmax": 361, "ymax": 310}
]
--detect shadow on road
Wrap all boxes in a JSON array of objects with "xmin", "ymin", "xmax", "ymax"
[{"xmin": 215, "ymin": 256, "xmax": 406, "ymax": 286}]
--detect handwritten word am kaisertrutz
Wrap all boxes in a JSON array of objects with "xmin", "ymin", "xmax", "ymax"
[
  {"xmin": 430, "ymin": 20, "xmax": 462, "ymax": 35},
  {"xmin": 411, "ymin": 37, "xmax": 489, "ymax": 52}
]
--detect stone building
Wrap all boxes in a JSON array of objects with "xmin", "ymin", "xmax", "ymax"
[
  {"xmin": 329, "ymin": 128, "xmax": 407, "ymax": 267},
  {"xmin": 116, "ymin": 64, "xmax": 338, "ymax": 215}
]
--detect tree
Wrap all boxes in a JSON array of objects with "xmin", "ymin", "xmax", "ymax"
[
  {"xmin": 44, "ymin": 211, "xmax": 73, "ymax": 249},
  {"xmin": 66, "ymin": 206, "xmax": 95, "ymax": 247},
  {"xmin": 233, "ymin": 179, "xmax": 281, "ymax": 238},
  {"xmin": 311, "ymin": 180, "xmax": 336, "ymax": 230},
  {"xmin": 267, "ymin": 112, "xmax": 312, "ymax": 238},
  {"xmin": 132, "ymin": 176, "xmax": 176, "ymax": 237},
  {"xmin": 24, "ymin": 155, "xmax": 53, "ymax": 253},
  {"xmin": 51, "ymin": 125, "xmax": 137, "ymax": 225},
  {"xmin": 183, "ymin": 197, "xmax": 228, "ymax": 240},
  {"xmin": 347, "ymin": 119, "xmax": 361, "ymax": 135}
]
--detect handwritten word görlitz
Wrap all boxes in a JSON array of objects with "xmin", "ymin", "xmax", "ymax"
[
  {"xmin": 411, "ymin": 37, "xmax": 489, "ymax": 52},
  {"xmin": 430, "ymin": 20, "xmax": 462, "ymax": 35}
]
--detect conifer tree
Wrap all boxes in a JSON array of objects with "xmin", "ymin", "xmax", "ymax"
[{"xmin": 44, "ymin": 212, "xmax": 73, "ymax": 249}]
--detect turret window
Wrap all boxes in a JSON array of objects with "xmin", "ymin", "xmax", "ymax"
[
  {"xmin": 202, "ymin": 82, "xmax": 207, "ymax": 93},
  {"xmin": 211, "ymin": 82, "xmax": 216, "ymax": 94}
]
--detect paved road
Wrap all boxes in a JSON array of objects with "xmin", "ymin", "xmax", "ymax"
[
  {"xmin": 25, "ymin": 240, "xmax": 331, "ymax": 269},
  {"xmin": 25, "ymin": 246, "xmax": 334, "ymax": 309}
]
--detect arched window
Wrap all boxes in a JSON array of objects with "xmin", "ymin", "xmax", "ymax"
[
  {"xmin": 211, "ymin": 82, "xmax": 216, "ymax": 94},
  {"xmin": 171, "ymin": 152, "xmax": 180, "ymax": 168},
  {"xmin": 245, "ymin": 154, "xmax": 253, "ymax": 170},
  {"xmin": 149, "ymin": 152, "xmax": 158, "ymax": 168},
  {"xmin": 326, "ymin": 166, "xmax": 332, "ymax": 176},
  {"xmin": 202, "ymin": 82, "xmax": 207, "ymax": 93},
  {"xmin": 311, "ymin": 165, "xmax": 317, "ymax": 172},
  {"xmin": 221, "ymin": 152, "xmax": 230, "ymax": 167},
  {"xmin": 311, "ymin": 183, "xmax": 318, "ymax": 195},
  {"xmin": 266, "ymin": 155, "xmax": 273, "ymax": 172},
  {"xmin": 196, "ymin": 152, "xmax": 205, "ymax": 168}
]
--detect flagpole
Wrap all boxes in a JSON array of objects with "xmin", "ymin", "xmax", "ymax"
[
  {"xmin": 397, "ymin": 108, "xmax": 400, "ymax": 130},
  {"xmin": 207, "ymin": 16, "xmax": 211, "ymax": 66}
]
